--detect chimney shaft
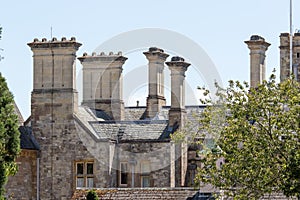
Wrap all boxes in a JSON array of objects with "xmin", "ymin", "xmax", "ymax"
[
  {"xmin": 245, "ymin": 35, "xmax": 270, "ymax": 88},
  {"xmin": 78, "ymin": 52, "xmax": 127, "ymax": 120},
  {"xmin": 166, "ymin": 56, "xmax": 190, "ymax": 128},
  {"xmin": 143, "ymin": 47, "xmax": 169, "ymax": 118}
]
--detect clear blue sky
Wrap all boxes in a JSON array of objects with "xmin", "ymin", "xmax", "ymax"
[{"xmin": 0, "ymin": 0, "xmax": 299, "ymax": 119}]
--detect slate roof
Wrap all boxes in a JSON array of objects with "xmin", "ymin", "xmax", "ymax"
[
  {"xmin": 90, "ymin": 120, "xmax": 170, "ymax": 141},
  {"xmin": 19, "ymin": 126, "xmax": 40, "ymax": 150},
  {"xmin": 124, "ymin": 107, "xmax": 146, "ymax": 120},
  {"xmin": 74, "ymin": 105, "xmax": 206, "ymax": 142}
]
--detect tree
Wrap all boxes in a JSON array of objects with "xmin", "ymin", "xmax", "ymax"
[
  {"xmin": 86, "ymin": 190, "xmax": 99, "ymax": 200},
  {"xmin": 0, "ymin": 27, "xmax": 20, "ymax": 199},
  {"xmin": 174, "ymin": 74, "xmax": 300, "ymax": 199}
]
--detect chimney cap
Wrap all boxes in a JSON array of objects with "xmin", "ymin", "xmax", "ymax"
[
  {"xmin": 149, "ymin": 47, "xmax": 164, "ymax": 53},
  {"xmin": 171, "ymin": 56, "xmax": 185, "ymax": 62},
  {"xmin": 250, "ymin": 35, "xmax": 265, "ymax": 41},
  {"xmin": 280, "ymin": 32, "xmax": 290, "ymax": 37}
]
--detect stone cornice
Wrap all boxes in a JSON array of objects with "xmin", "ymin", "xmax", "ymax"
[{"xmin": 28, "ymin": 37, "xmax": 82, "ymax": 50}]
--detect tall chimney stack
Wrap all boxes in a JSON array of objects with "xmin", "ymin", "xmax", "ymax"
[
  {"xmin": 78, "ymin": 51, "xmax": 127, "ymax": 120},
  {"xmin": 28, "ymin": 37, "xmax": 81, "ymax": 199},
  {"xmin": 279, "ymin": 32, "xmax": 300, "ymax": 82},
  {"xmin": 245, "ymin": 35, "xmax": 270, "ymax": 88},
  {"xmin": 166, "ymin": 56, "xmax": 190, "ymax": 129},
  {"xmin": 143, "ymin": 47, "xmax": 169, "ymax": 118}
]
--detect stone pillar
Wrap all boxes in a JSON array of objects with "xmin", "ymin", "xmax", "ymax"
[
  {"xmin": 166, "ymin": 56, "xmax": 190, "ymax": 128},
  {"xmin": 78, "ymin": 52, "xmax": 127, "ymax": 120},
  {"xmin": 245, "ymin": 35, "xmax": 270, "ymax": 88},
  {"xmin": 28, "ymin": 37, "xmax": 81, "ymax": 199},
  {"xmin": 143, "ymin": 47, "xmax": 169, "ymax": 118},
  {"xmin": 279, "ymin": 32, "xmax": 300, "ymax": 82}
]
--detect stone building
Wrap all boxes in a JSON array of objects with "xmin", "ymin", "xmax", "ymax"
[{"xmin": 4, "ymin": 32, "xmax": 300, "ymax": 199}]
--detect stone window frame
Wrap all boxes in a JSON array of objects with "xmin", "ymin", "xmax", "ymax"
[
  {"xmin": 140, "ymin": 161, "xmax": 151, "ymax": 187},
  {"xmin": 119, "ymin": 162, "xmax": 128, "ymax": 186},
  {"xmin": 75, "ymin": 160, "xmax": 94, "ymax": 188}
]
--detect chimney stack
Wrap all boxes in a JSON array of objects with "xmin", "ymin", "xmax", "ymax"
[
  {"xmin": 279, "ymin": 32, "xmax": 300, "ymax": 82},
  {"xmin": 245, "ymin": 35, "xmax": 270, "ymax": 88},
  {"xmin": 166, "ymin": 56, "xmax": 190, "ymax": 128},
  {"xmin": 143, "ymin": 47, "xmax": 169, "ymax": 118},
  {"xmin": 78, "ymin": 52, "xmax": 127, "ymax": 120}
]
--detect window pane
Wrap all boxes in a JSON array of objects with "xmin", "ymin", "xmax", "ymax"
[
  {"xmin": 77, "ymin": 177, "xmax": 84, "ymax": 188},
  {"xmin": 120, "ymin": 163, "xmax": 128, "ymax": 185},
  {"xmin": 87, "ymin": 178, "xmax": 94, "ymax": 188},
  {"xmin": 77, "ymin": 163, "xmax": 84, "ymax": 175},
  {"xmin": 87, "ymin": 163, "xmax": 93, "ymax": 175},
  {"xmin": 121, "ymin": 163, "xmax": 127, "ymax": 172},
  {"xmin": 141, "ymin": 176, "xmax": 150, "ymax": 187}
]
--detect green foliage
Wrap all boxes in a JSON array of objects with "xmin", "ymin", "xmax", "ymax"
[
  {"xmin": 0, "ymin": 73, "xmax": 20, "ymax": 198},
  {"xmin": 86, "ymin": 190, "xmax": 99, "ymax": 200},
  {"xmin": 174, "ymin": 74, "xmax": 300, "ymax": 199}
]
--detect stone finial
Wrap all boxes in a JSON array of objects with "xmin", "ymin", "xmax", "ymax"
[
  {"xmin": 100, "ymin": 52, "xmax": 105, "ymax": 56},
  {"xmin": 70, "ymin": 37, "xmax": 76, "ymax": 41},
  {"xmin": 118, "ymin": 51, "xmax": 122, "ymax": 56},
  {"xmin": 61, "ymin": 37, "xmax": 66, "ymax": 41},
  {"xmin": 33, "ymin": 38, "xmax": 39, "ymax": 42},
  {"xmin": 92, "ymin": 52, "xmax": 96, "ymax": 56},
  {"xmin": 83, "ymin": 52, "xmax": 88, "ymax": 56},
  {"xmin": 42, "ymin": 38, "xmax": 47, "ymax": 42},
  {"xmin": 109, "ymin": 52, "xmax": 113, "ymax": 55},
  {"xmin": 52, "ymin": 37, "xmax": 57, "ymax": 42}
]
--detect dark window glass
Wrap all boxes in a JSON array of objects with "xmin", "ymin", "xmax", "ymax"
[
  {"xmin": 77, "ymin": 163, "xmax": 84, "ymax": 175},
  {"xmin": 87, "ymin": 163, "xmax": 93, "ymax": 175},
  {"xmin": 141, "ymin": 176, "xmax": 150, "ymax": 187},
  {"xmin": 120, "ymin": 163, "xmax": 128, "ymax": 185}
]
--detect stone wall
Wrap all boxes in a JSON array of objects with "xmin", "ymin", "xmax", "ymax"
[
  {"xmin": 6, "ymin": 150, "xmax": 37, "ymax": 200},
  {"xmin": 113, "ymin": 142, "xmax": 172, "ymax": 187}
]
